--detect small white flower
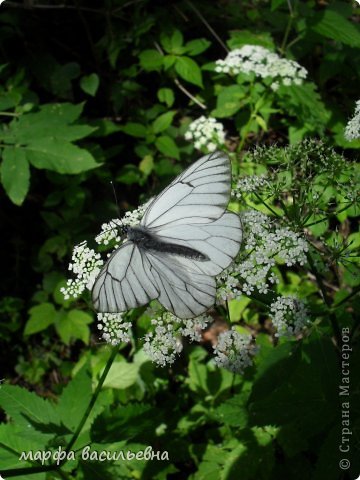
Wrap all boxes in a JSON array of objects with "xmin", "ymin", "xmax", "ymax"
[
  {"xmin": 185, "ymin": 116, "xmax": 226, "ymax": 153},
  {"xmin": 213, "ymin": 329, "xmax": 259, "ymax": 373},
  {"xmin": 344, "ymin": 100, "xmax": 360, "ymax": 141}
]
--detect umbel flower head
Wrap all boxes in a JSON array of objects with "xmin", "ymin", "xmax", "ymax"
[
  {"xmin": 215, "ymin": 45, "xmax": 307, "ymax": 90},
  {"xmin": 344, "ymin": 100, "xmax": 360, "ymax": 141},
  {"xmin": 184, "ymin": 116, "xmax": 226, "ymax": 153}
]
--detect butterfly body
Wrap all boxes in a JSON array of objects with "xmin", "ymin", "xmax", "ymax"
[
  {"xmin": 127, "ymin": 226, "xmax": 209, "ymax": 261},
  {"xmin": 92, "ymin": 152, "xmax": 242, "ymax": 319}
]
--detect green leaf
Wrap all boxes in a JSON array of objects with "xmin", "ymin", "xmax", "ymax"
[
  {"xmin": 0, "ymin": 384, "xmax": 59, "ymax": 428},
  {"xmin": 1, "ymin": 103, "xmax": 96, "ymax": 144},
  {"xmin": 155, "ymin": 135, "xmax": 180, "ymax": 159},
  {"xmin": 215, "ymin": 392, "xmax": 249, "ymax": 427},
  {"xmin": 174, "ymin": 56, "xmax": 203, "ymax": 87},
  {"xmin": 80, "ymin": 73, "xmax": 100, "ymax": 96},
  {"xmin": 157, "ymin": 88, "xmax": 175, "ymax": 107},
  {"xmin": 160, "ymin": 30, "xmax": 184, "ymax": 54},
  {"xmin": 25, "ymin": 139, "xmax": 98, "ymax": 174},
  {"xmin": 255, "ymin": 114, "xmax": 268, "ymax": 131},
  {"xmin": 309, "ymin": 9, "xmax": 360, "ymax": 47},
  {"xmin": 102, "ymin": 361, "xmax": 139, "ymax": 389},
  {"xmin": 184, "ymin": 38, "xmax": 211, "ymax": 56},
  {"xmin": 152, "ymin": 111, "xmax": 175, "ymax": 134},
  {"xmin": 54, "ymin": 309, "xmax": 92, "ymax": 344},
  {"xmin": 212, "ymin": 85, "xmax": 246, "ymax": 118},
  {"xmin": 57, "ymin": 364, "xmax": 93, "ymax": 431},
  {"xmin": 121, "ymin": 122, "xmax": 148, "ymax": 137},
  {"xmin": 249, "ymin": 337, "xmax": 339, "ymax": 456},
  {"xmin": 139, "ymin": 49, "xmax": 163, "ymax": 71},
  {"xmin": 163, "ymin": 54, "xmax": 177, "ymax": 70},
  {"xmin": 139, "ymin": 155, "xmax": 154, "ymax": 176},
  {"xmin": 271, "ymin": 0, "xmax": 286, "ymax": 10},
  {"xmin": 24, "ymin": 303, "xmax": 56, "ymax": 336},
  {"xmin": 1, "ymin": 147, "xmax": 30, "ymax": 206}
]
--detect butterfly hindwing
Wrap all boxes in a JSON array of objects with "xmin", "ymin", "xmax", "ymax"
[{"xmin": 145, "ymin": 250, "xmax": 216, "ymax": 318}]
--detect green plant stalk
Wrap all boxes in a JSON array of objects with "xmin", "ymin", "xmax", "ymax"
[
  {"xmin": 64, "ymin": 344, "xmax": 119, "ymax": 453},
  {"xmin": 1, "ymin": 345, "xmax": 120, "ymax": 478},
  {"xmin": 237, "ymin": 91, "xmax": 268, "ymax": 153},
  {"xmin": 306, "ymin": 252, "xmax": 341, "ymax": 345}
]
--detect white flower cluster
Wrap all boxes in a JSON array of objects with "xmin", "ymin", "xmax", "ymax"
[
  {"xmin": 344, "ymin": 100, "xmax": 360, "ymax": 141},
  {"xmin": 184, "ymin": 116, "xmax": 225, "ymax": 152},
  {"xmin": 60, "ymin": 241, "xmax": 103, "ymax": 300},
  {"xmin": 142, "ymin": 308, "xmax": 211, "ymax": 365},
  {"xmin": 216, "ymin": 210, "xmax": 308, "ymax": 300},
  {"xmin": 269, "ymin": 296, "xmax": 309, "ymax": 337},
  {"xmin": 143, "ymin": 319, "xmax": 183, "ymax": 367},
  {"xmin": 213, "ymin": 329, "xmax": 259, "ymax": 373},
  {"xmin": 95, "ymin": 204, "xmax": 147, "ymax": 246},
  {"xmin": 215, "ymin": 45, "xmax": 307, "ymax": 90},
  {"xmin": 232, "ymin": 174, "xmax": 268, "ymax": 197},
  {"xmin": 97, "ymin": 312, "xmax": 132, "ymax": 345}
]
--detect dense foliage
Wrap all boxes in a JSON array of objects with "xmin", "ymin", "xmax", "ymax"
[{"xmin": 0, "ymin": 1, "xmax": 359, "ymax": 479}]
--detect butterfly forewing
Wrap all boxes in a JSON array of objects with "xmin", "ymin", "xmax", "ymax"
[{"xmin": 140, "ymin": 151, "xmax": 231, "ymax": 229}]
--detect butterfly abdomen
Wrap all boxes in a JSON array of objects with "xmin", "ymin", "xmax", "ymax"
[{"xmin": 128, "ymin": 226, "xmax": 208, "ymax": 261}]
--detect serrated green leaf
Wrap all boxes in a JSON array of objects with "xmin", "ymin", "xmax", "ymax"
[
  {"xmin": 102, "ymin": 361, "xmax": 139, "ymax": 389},
  {"xmin": 157, "ymin": 88, "xmax": 175, "ymax": 107},
  {"xmin": 139, "ymin": 49, "xmax": 163, "ymax": 71},
  {"xmin": 0, "ymin": 384, "xmax": 60, "ymax": 428},
  {"xmin": 24, "ymin": 303, "xmax": 56, "ymax": 336},
  {"xmin": 25, "ymin": 139, "xmax": 98, "ymax": 174},
  {"xmin": 152, "ymin": 111, "xmax": 175, "ymax": 134},
  {"xmin": 185, "ymin": 38, "xmax": 211, "ymax": 56},
  {"xmin": 309, "ymin": 9, "xmax": 360, "ymax": 47},
  {"xmin": 1, "ymin": 147, "xmax": 30, "ymax": 206},
  {"xmin": 121, "ymin": 122, "xmax": 147, "ymax": 137},
  {"xmin": 155, "ymin": 135, "xmax": 180, "ymax": 159},
  {"xmin": 57, "ymin": 364, "xmax": 93, "ymax": 431},
  {"xmin": 174, "ymin": 56, "xmax": 203, "ymax": 87},
  {"xmin": 80, "ymin": 73, "xmax": 100, "ymax": 96}
]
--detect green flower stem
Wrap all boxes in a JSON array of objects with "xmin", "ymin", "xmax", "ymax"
[
  {"xmin": 0, "ymin": 111, "xmax": 20, "ymax": 117},
  {"xmin": 64, "ymin": 344, "xmax": 119, "ymax": 454},
  {"xmin": 237, "ymin": 92, "xmax": 267, "ymax": 153},
  {"xmin": 1, "ymin": 344, "xmax": 119, "ymax": 478},
  {"xmin": 306, "ymin": 252, "xmax": 341, "ymax": 345},
  {"xmin": 332, "ymin": 285, "xmax": 360, "ymax": 309}
]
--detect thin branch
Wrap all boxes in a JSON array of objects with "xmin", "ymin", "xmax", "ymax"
[
  {"xmin": 173, "ymin": 78, "xmax": 206, "ymax": 109},
  {"xmin": 186, "ymin": 0, "xmax": 228, "ymax": 53},
  {"xmin": 5, "ymin": 1, "xmax": 104, "ymax": 14}
]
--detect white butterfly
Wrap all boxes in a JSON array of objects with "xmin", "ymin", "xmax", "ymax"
[{"xmin": 92, "ymin": 151, "xmax": 242, "ymax": 319}]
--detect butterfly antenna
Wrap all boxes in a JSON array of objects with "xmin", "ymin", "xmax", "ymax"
[{"xmin": 110, "ymin": 181, "xmax": 121, "ymax": 219}]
